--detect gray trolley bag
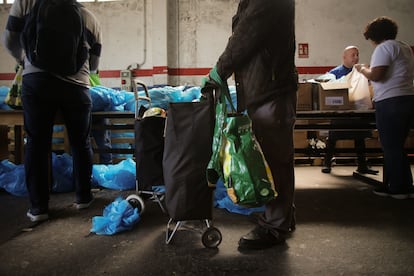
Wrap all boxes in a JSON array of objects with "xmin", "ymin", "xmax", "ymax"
[{"xmin": 163, "ymin": 84, "xmax": 222, "ymax": 248}]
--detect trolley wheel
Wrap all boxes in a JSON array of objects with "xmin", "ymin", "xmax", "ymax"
[
  {"xmin": 201, "ymin": 227, "xmax": 222, "ymax": 248},
  {"xmin": 126, "ymin": 194, "xmax": 145, "ymax": 214}
]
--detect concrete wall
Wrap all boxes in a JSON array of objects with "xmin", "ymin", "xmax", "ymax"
[
  {"xmin": 0, "ymin": 0, "xmax": 413, "ymax": 87},
  {"xmin": 295, "ymin": 0, "xmax": 414, "ymax": 79}
]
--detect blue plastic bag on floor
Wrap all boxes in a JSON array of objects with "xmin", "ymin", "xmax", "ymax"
[
  {"xmin": 51, "ymin": 153, "xmax": 74, "ymax": 193},
  {"xmin": 92, "ymin": 158, "xmax": 136, "ymax": 190},
  {"xmin": 214, "ymin": 178, "xmax": 265, "ymax": 215},
  {"xmin": 91, "ymin": 196, "xmax": 140, "ymax": 235},
  {"xmin": 0, "ymin": 160, "xmax": 27, "ymax": 197}
]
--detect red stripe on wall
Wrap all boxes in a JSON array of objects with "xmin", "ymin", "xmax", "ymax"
[
  {"xmin": 0, "ymin": 66, "xmax": 334, "ymax": 81},
  {"xmin": 168, "ymin": 67, "xmax": 211, "ymax": 76},
  {"xmin": 0, "ymin": 73, "xmax": 17, "ymax": 81},
  {"xmin": 97, "ymin": 69, "xmax": 159, "ymax": 78},
  {"xmin": 98, "ymin": 70, "xmax": 120, "ymax": 78},
  {"xmin": 152, "ymin": 66, "xmax": 169, "ymax": 74},
  {"xmin": 133, "ymin": 69, "xmax": 154, "ymax": 77},
  {"xmin": 297, "ymin": 66, "xmax": 333, "ymax": 74}
]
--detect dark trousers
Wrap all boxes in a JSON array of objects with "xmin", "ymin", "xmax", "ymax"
[
  {"xmin": 248, "ymin": 90, "xmax": 297, "ymax": 234},
  {"xmin": 22, "ymin": 72, "xmax": 93, "ymax": 211},
  {"xmin": 375, "ymin": 96, "xmax": 414, "ymax": 193}
]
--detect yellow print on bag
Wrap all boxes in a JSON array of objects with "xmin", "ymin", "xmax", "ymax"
[
  {"xmin": 223, "ymin": 139, "xmax": 231, "ymax": 183},
  {"xmin": 252, "ymin": 134, "xmax": 276, "ymax": 194}
]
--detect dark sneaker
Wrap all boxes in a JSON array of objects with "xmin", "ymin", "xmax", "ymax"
[
  {"xmin": 27, "ymin": 208, "xmax": 49, "ymax": 222},
  {"xmin": 373, "ymin": 187, "xmax": 409, "ymax": 200},
  {"xmin": 75, "ymin": 197, "xmax": 94, "ymax": 210},
  {"xmin": 321, "ymin": 167, "xmax": 331, "ymax": 174},
  {"xmin": 238, "ymin": 226, "xmax": 285, "ymax": 250}
]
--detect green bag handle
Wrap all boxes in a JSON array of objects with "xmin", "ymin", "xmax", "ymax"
[
  {"xmin": 206, "ymin": 66, "xmax": 239, "ymax": 185},
  {"xmin": 208, "ymin": 66, "xmax": 236, "ymax": 113}
]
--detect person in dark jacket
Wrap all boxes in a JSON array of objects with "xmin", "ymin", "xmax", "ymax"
[{"xmin": 212, "ymin": 0, "xmax": 297, "ymax": 249}]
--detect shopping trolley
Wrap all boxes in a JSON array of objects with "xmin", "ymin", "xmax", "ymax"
[
  {"xmin": 126, "ymin": 81, "xmax": 166, "ymax": 214},
  {"xmin": 163, "ymin": 83, "xmax": 222, "ymax": 248}
]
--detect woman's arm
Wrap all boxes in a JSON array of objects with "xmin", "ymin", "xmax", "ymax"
[{"xmin": 355, "ymin": 64, "xmax": 388, "ymax": 82}]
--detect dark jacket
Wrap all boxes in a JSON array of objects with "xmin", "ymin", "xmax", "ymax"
[{"xmin": 216, "ymin": 0, "xmax": 298, "ymax": 111}]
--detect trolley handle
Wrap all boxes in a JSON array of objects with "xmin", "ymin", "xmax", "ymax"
[
  {"xmin": 132, "ymin": 80, "xmax": 152, "ymax": 118},
  {"xmin": 132, "ymin": 80, "xmax": 150, "ymax": 100}
]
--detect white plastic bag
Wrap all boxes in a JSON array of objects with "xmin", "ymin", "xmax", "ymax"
[{"xmin": 345, "ymin": 67, "xmax": 373, "ymax": 110}]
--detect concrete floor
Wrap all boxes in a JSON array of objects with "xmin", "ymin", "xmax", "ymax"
[{"xmin": 1, "ymin": 165, "xmax": 414, "ymax": 275}]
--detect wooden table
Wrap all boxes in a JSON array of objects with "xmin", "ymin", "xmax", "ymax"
[
  {"xmin": 2, "ymin": 109, "xmax": 378, "ymax": 163},
  {"xmin": 1, "ymin": 110, "xmax": 26, "ymax": 163},
  {"xmin": 296, "ymin": 109, "xmax": 376, "ymax": 130},
  {"xmin": 0, "ymin": 110, "xmax": 136, "ymax": 164}
]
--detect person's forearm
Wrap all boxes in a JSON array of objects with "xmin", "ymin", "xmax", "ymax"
[
  {"xmin": 355, "ymin": 63, "xmax": 388, "ymax": 82},
  {"xmin": 358, "ymin": 65, "xmax": 372, "ymax": 79},
  {"xmin": 89, "ymin": 54, "xmax": 100, "ymax": 73},
  {"xmin": 2, "ymin": 30, "xmax": 24, "ymax": 63}
]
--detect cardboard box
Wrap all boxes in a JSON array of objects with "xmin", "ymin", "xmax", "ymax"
[
  {"xmin": 296, "ymin": 82, "xmax": 313, "ymax": 111},
  {"xmin": 294, "ymin": 130, "xmax": 309, "ymax": 148},
  {"xmin": 315, "ymin": 82, "xmax": 351, "ymax": 110}
]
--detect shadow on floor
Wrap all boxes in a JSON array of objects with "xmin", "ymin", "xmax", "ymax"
[{"xmin": 1, "ymin": 165, "xmax": 414, "ymax": 275}]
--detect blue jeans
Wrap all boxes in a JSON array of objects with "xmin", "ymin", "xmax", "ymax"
[
  {"xmin": 375, "ymin": 96, "xmax": 414, "ymax": 193},
  {"xmin": 22, "ymin": 72, "xmax": 93, "ymax": 211}
]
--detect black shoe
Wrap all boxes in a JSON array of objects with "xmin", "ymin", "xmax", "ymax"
[
  {"xmin": 321, "ymin": 167, "xmax": 331, "ymax": 173},
  {"xmin": 357, "ymin": 167, "xmax": 379, "ymax": 175},
  {"xmin": 238, "ymin": 226, "xmax": 285, "ymax": 250}
]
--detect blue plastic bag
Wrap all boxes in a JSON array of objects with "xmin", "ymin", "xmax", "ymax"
[
  {"xmin": 214, "ymin": 178, "xmax": 265, "ymax": 215},
  {"xmin": 0, "ymin": 160, "xmax": 27, "ymax": 197},
  {"xmin": 180, "ymin": 86, "xmax": 201, "ymax": 102},
  {"xmin": 109, "ymin": 89, "xmax": 128, "ymax": 111},
  {"xmin": 123, "ymin": 91, "xmax": 136, "ymax": 111},
  {"xmin": 92, "ymin": 158, "xmax": 136, "ymax": 190},
  {"xmin": 0, "ymin": 86, "xmax": 13, "ymax": 110},
  {"xmin": 51, "ymin": 153, "xmax": 74, "ymax": 193},
  {"xmin": 91, "ymin": 196, "xmax": 140, "ymax": 235},
  {"xmin": 89, "ymin": 85, "xmax": 112, "ymax": 111}
]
